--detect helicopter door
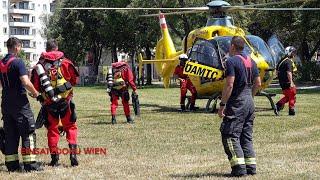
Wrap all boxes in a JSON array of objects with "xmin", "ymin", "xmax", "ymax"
[
  {"xmin": 267, "ymin": 34, "xmax": 285, "ymax": 64},
  {"xmin": 188, "ymin": 38, "xmax": 222, "ymax": 84}
]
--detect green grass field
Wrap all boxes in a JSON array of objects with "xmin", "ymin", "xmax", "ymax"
[{"xmin": 0, "ymin": 86, "xmax": 320, "ymax": 179}]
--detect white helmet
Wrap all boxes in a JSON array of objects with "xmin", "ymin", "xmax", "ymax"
[
  {"xmin": 179, "ymin": 54, "xmax": 188, "ymax": 61},
  {"xmin": 285, "ymin": 46, "xmax": 297, "ymax": 57}
]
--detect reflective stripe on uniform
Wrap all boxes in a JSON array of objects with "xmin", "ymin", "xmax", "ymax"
[
  {"xmin": 230, "ymin": 157, "xmax": 245, "ymax": 167},
  {"xmin": 29, "ymin": 134, "xmax": 35, "ymax": 149},
  {"xmin": 22, "ymin": 133, "xmax": 37, "ymax": 162},
  {"xmin": 227, "ymin": 138, "xmax": 245, "ymax": 167},
  {"xmin": 245, "ymin": 157, "xmax": 256, "ymax": 165},
  {"xmin": 5, "ymin": 154, "xmax": 19, "ymax": 162},
  {"xmin": 22, "ymin": 154, "xmax": 36, "ymax": 162}
]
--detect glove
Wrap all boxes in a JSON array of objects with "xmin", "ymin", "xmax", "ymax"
[{"xmin": 36, "ymin": 95, "xmax": 45, "ymax": 103}]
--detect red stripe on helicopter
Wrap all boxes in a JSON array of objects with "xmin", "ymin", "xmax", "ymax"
[{"xmin": 159, "ymin": 14, "xmax": 167, "ymax": 29}]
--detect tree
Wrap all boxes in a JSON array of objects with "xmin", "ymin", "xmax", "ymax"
[
  {"xmin": 249, "ymin": 0, "xmax": 320, "ymax": 80},
  {"xmin": 45, "ymin": 0, "xmax": 320, "ymax": 83}
]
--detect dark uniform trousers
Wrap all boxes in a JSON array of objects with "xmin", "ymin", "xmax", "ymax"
[
  {"xmin": 2, "ymin": 93, "xmax": 37, "ymax": 171},
  {"xmin": 220, "ymin": 88, "xmax": 256, "ymax": 175}
]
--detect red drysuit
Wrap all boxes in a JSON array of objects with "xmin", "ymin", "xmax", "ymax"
[{"xmin": 31, "ymin": 50, "xmax": 79, "ymax": 153}]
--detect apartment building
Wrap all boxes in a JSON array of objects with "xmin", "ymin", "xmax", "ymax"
[{"xmin": 0, "ymin": 0, "xmax": 55, "ymax": 65}]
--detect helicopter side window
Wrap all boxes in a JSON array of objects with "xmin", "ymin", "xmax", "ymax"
[
  {"xmin": 267, "ymin": 35, "xmax": 285, "ymax": 64},
  {"xmin": 188, "ymin": 39, "xmax": 222, "ymax": 70},
  {"xmin": 246, "ymin": 35, "xmax": 276, "ymax": 69}
]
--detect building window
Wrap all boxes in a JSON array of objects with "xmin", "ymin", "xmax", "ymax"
[
  {"xmin": 33, "ymin": 54, "xmax": 37, "ymax": 61},
  {"xmin": 22, "ymin": 28, "xmax": 29, "ymax": 35},
  {"xmin": 22, "ymin": 15, "xmax": 29, "ymax": 23},
  {"xmin": 22, "ymin": 40, "xmax": 30, "ymax": 48},
  {"xmin": 3, "ymin": 27, "xmax": 7, "ymax": 34},
  {"xmin": 31, "ymin": 3, "xmax": 35, "ymax": 10},
  {"xmin": 10, "ymin": 28, "xmax": 17, "ymax": 35},
  {"xmin": 43, "ymin": 4, "xmax": 47, "ymax": 11},
  {"xmin": 50, "ymin": 2, "xmax": 55, "ymax": 12},
  {"xmin": 32, "ymin": 16, "xmax": 35, "ymax": 22},
  {"xmin": 32, "ymin": 29, "xmax": 36, "ymax": 35},
  {"xmin": 2, "ymin": 1, "xmax": 6, "ymax": 8},
  {"xmin": 19, "ymin": 2, "xmax": 29, "ymax": 9},
  {"xmin": 4, "ymin": 42, "xmax": 7, "ymax": 48},
  {"xmin": 3, "ymin": 14, "xmax": 7, "ymax": 22},
  {"xmin": 33, "ymin": 42, "xmax": 36, "ymax": 48}
]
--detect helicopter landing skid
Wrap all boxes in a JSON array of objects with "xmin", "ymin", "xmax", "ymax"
[
  {"xmin": 256, "ymin": 91, "xmax": 277, "ymax": 111},
  {"xmin": 186, "ymin": 93, "xmax": 221, "ymax": 113}
]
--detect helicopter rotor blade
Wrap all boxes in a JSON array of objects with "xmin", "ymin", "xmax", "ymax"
[
  {"xmin": 139, "ymin": 9, "xmax": 207, "ymax": 17},
  {"xmin": 241, "ymin": 0, "xmax": 314, "ymax": 8},
  {"xmin": 230, "ymin": 7, "xmax": 320, "ymax": 11},
  {"xmin": 59, "ymin": 7, "xmax": 207, "ymax": 11}
]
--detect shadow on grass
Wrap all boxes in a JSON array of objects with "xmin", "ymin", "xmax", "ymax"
[
  {"xmin": 170, "ymin": 172, "xmax": 231, "ymax": 178},
  {"xmin": 75, "ymin": 84, "xmax": 179, "ymax": 90},
  {"xmin": 90, "ymin": 121, "xmax": 134, "ymax": 125},
  {"xmin": 137, "ymin": 83, "xmax": 178, "ymax": 89},
  {"xmin": 140, "ymin": 103, "xmax": 208, "ymax": 114},
  {"xmin": 90, "ymin": 121, "xmax": 111, "ymax": 125},
  {"xmin": 255, "ymin": 107, "xmax": 273, "ymax": 112}
]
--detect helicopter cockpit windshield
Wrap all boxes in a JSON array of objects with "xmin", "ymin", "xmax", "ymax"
[
  {"xmin": 246, "ymin": 35, "xmax": 277, "ymax": 69},
  {"xmin": 188, "ymin": 36, "xmax": 278, "ymax": 71},
  {"xmin": 213, "ymin": 36, "xmax": 277, "ymax": 69}
]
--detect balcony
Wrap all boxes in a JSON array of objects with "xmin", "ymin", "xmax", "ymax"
[
  {"xmin": 9, "ymin": 21, "xmax": 33, "ymax": 27},
  {"xmin": 11, "ymin": 34, "xmax": 34, "ymax": 40},
  {"xmin": 9, "ymin": 7, "xmax": 34, "ymax": 14},
  {"xmin": 22, "ymin": 47, "xmax": 36, "ymax": 53},
  {"xmin": 10, "ymin": 0, "xmax": 32, "ymax": 3}
]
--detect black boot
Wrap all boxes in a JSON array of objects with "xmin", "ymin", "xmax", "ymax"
[
  {"xmin": 69, "ymin": 144, "xmax": 79, "ymax": 167},
  {"xmin": 0, "ymin": 127, "xmax": 4, "ymax": 154},
  {"xmin": 246, "ymin": 164, "xmax": 256, "ymax": 175},
  {"xmin": 126, "ymin": 116, "xmax": 134, "ymax": 124},
  {"xmin": 275, "ymin": 103, "xmax": 283, "ymax": 115},
  {"xmin": 180, "ymin": 104, "xmax": 186, "ymax": 112},
  {"xmin": 24, "ymin": 161, "xmax": 43, "ymax": 172},
  {"xmin": 231, "ymin": 165, "xmax": 247, "ymax": 177},
  {"xmin": 189, "ymin": 103, "xmax": 196, "ymax": 111},
  {"xmin": 289, "ymin": 108, "xmax": 295, "ymax": 116},
  {"xmin": 6, "ymin": 161, "xmax": 22, "ymax": 172},
  {"xmin": 111, "ymin": 115, "xmax": 116, "ymax": 124},
  {"xmin": 49, "ymin": 154, "xmax": 59, "ymax": 167}
]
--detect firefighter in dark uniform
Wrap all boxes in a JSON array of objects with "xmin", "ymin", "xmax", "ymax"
[
  {"xmin": 31, "ymin": 39, "xmax": 79, "ymax": 167},
  {"xmin": 1, "ymin": 37, "xmax": 42, "ymax": 172},
  {"xmin": 109, "ymin": 61, "xmax": 137, "ymax": 124},
  {"xmin": 174, "ymin": 54, "xmax": 197, "ymax": 111},
  {"xmin": 275, "ymin": 46, "xmax": 297, "ymax": 116},
  {"xmin": 218, "ymin": 36, "xmax": 261, "ymax": 177}
]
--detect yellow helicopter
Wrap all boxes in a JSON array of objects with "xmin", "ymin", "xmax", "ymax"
[
  {"xmin": 135, "ymin": 0, "xmax": 319, "ymax": 111},
  {"xmin": 61, "ymin": 0, "xmax": 319, "ymax": 111}
]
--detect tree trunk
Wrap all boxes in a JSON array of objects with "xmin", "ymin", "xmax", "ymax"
[
  {"xmin": 130, "ymin": 50, "xmax": 136, "ymax": 81},
  {"xmin": 111, "ymin": 43, "xmax": 118, "ymax": 63},
  {"xmin": 145, "ymin": 46, "xmax": 152, "ymax": 85},
  {"xmin": 300, "ymin": 40, "xmax": 311, "ymax": 81},
  {"xmin": 92, "ymin": 44, "xmax": 102, "ymax": 76},
  {"xmin": 178, "ymin": 0, "xmax": 190, "ymax": 35},
  {"xmin": 301, "ymin": 39, "xmax": 310, "ymax": 63}
]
